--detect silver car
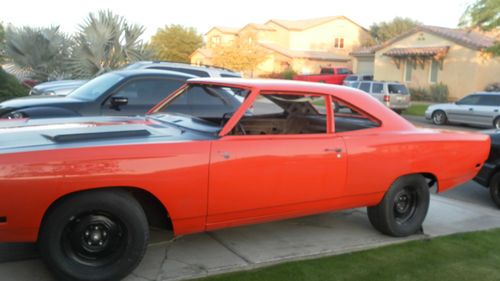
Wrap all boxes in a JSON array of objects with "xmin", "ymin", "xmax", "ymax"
[
  {"xmin": 356, "ymin": 81, "xmax": 411, "ymax": 113},
  {"xmin": 425, "ymin": 92, "xmax": 500, "ymax": 128},
  {"xmin": 342, "ymin": 74, "xmax": 373, "ymax": 87}
]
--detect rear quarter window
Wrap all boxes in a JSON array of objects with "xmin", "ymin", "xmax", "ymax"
[{"xmin": 388, "ymin": 84, "xmax": 409, "ymax": 95}]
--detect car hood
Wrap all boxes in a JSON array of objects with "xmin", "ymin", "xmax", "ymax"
[
  {"xmin": 0, "ymin": 96, "xmax": 83, "ymax": 108},
  {"xmin": 0, "ymin": 115, "xmax": 217, "ymax": 154}
]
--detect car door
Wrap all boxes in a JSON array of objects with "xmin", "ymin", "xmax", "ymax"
[
  {"xmin": 206, "ymin": 92, "xmax": 347, "ymax": 227},
  {"xmin": 101, "ymin": 77, "xmax": 186, "ymax": 116},
  {"xmin": 471, "ymin": 95, "xmax": 500, "ymax": 127},
  {"xmin": 447, "ymin": 94, "xmax": 481, "ymax": 124}
]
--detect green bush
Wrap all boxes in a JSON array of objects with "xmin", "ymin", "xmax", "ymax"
[
  {"xmin": 429, "ymin": 83, "xmax": 449, "ymax": 102},
  {"xmin": 0, "ymin": 68, "xmax": 29, "ymax": 102},
  {"xmin": 409, "ymin": 83, "xmax": 448, "ymax": 102},
  {"xmin": 260, "ymin": 69, "xmax": 297, "ymax": 80},
  {"xmin": 409, "ymin": 87, "xmax": 429, "ymax": 101}
]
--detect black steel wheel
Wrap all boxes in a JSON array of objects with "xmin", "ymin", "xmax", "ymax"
[
  {"xmin": 489, "ymin": 172, "xmax": 500, "ymax": 208},
  {"xmin": 431, "ymin": 110, "xmax": 447, "ymax": 125},
  {"xmin": 39, "ymin": 189, "xmax": 149, "ymax": 281},
  {"xmin": 367, "ymin": 175, "xmax": 429, "ymax": 237}
]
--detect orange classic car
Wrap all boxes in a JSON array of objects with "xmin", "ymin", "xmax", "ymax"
[{"xmin": 0, "ymin": 78, "xmax": 490, "ymax": 281}]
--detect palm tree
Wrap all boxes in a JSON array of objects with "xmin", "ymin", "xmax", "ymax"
[
  {"xmin": 5, "ymin": 26, "xmax": 73, "ymax": 81},
  {"xmin": 70, "ymin": 10, "xmax": 151, "ymax": 78}
]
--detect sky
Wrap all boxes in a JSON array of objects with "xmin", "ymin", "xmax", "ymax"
[{"xmin": 0, "ymin": 0, "xmax": 472, "ymax": 41}]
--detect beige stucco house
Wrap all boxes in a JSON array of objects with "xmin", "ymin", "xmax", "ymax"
[
  {"xmin": 191, "ymin": 16, "xmax": 372, "ymax": 77},
  {"xmin": 351, "ymin": 25, "xmax": 499, "ymax": 100}
]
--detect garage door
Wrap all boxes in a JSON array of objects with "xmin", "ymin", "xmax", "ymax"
[{"xmin": 356, "ymin": 58, "xmax": 374, "ymax": 75}]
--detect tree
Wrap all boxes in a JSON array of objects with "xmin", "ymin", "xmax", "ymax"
[
  {"xmin": 212, "ymin": 33, "xmax": 268, "ymax": 77},
  {"xmin": 0, "ymin": 22, "xmax": 5, "ymax": 63},
  {"xmin": 370, "ymin": 17, "xmax": 420, "ymax": 43},
  {"xmin": 150, "ymin": 25, "xmax": 202, "ymax": 63},
  {"xmin": 5, "ymin": 25, "xmax": 73, "ymax": 81},
  {"xmin": 70, "ymin": 10, "xmax": 152, "ymax": 78},
  {"xmin": 0, "ymin": 68, "xmax": 29, "ymax": 101},
  {"xmin": 460, "ymin": 0, "xmax": 500, "ymax": 56}
]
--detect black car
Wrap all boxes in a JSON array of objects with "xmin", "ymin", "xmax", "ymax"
[
  {"xmin": 0, "ymin": 69, "xmax": 243, "ymax": 119},
  {"xmin": 474, "ymin": 131, "xmax": 500, "ymax": 207}
]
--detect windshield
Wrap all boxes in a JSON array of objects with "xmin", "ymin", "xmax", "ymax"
[{"xmin": 68, "ymin": 73, "xmax": 124, "ymax": 101}]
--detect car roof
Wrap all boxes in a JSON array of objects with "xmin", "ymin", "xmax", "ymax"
[
  {"xmin": 124, "ymin": 61, "xmax": 240, "ymax": 76},
  {"xmin": 111, "ymin": 69, "xmax": 197, "ymax": 79},
  {"xmin": 471, "ymin": 91, "xmax": 500, "ymax": 95}
]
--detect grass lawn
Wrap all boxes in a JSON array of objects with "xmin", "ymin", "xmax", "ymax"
[
  {"xmin": 196, "ymin": 229, "xmax": 500, "ymax": 281},
  {"xmin": 403, "ymin": 103, "xmax": 429, "ymax": 116}
]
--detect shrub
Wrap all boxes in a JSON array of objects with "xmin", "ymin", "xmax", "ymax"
[
  {"xmin": 0, "ymin": 68, "xmax": 29, "ymax": 102},
  {"xmin": 260, "ymin": 69, "xmax": 297, "ymax": 80},
  {"xmin": 409, "ymin": 87, "xmax": 429, "ymax": 101},
  {"xmin": 429, "ymin": 83, "xmax": 449, "ymax": 102},
  {"xmin": 485, "ymin": 82, "xmax": 500, "ymax": 92},
  {"xmin": 409, "ymin": 83, "xmax": 449, "ymax": 102}
]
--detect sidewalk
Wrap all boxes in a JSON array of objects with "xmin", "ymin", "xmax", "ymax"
[{"xmin": 1, "ymin": 195, "xmax": 499, "ymax": 281}]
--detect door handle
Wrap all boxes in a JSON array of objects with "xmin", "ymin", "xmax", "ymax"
[
  {"xmin": 324, "ymin": 148, "xmax": 342, "ymax": 153},
  {"xmin": 218, "ymin": 151, "xmax": 231, "ymax": 159},
  {"xmin": 469, "ymin": 108, "xmax": 474, "ymax": 111},
  {"xmin": 494, "ymin": 109, "xmax": 499, "ymax": 113}
]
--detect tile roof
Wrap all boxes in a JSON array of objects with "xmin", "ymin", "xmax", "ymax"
[
  {"xmin": 206, "ymin": 26, "xmax": 239, "ymax": 35},
  {"xmin": 383, "ymin": 46, "xmax": 450, "ymax": 57},
  {"xmin": 266, "ymin": 16, "xmax": 368, "ymax": 32},
  {"xmin": 241, "ymin": 23, "xmax": 276, "ymax": 31},
  {"xmin": 421, "ymin": 25, "xmax": 495, "ymax": 49},
  {"xmin": 259, "ymin": 42, "xmax": 350, "ymax": 61},
  {"xmin": 350, "ymin": 46, "xmax": 377, "ymax": 56}
]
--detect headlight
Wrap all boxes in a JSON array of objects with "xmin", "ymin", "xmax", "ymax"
[{"xmin": 6, "ymin": 111, "xmax": 26, "ymax": 119}]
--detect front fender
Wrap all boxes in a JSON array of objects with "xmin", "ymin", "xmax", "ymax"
[{"xmin": 9, "ymin": 106, "xmax": 81, "ymax": 119}]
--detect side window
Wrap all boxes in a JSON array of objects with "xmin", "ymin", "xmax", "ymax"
[
  {"xmin": 371, "ymin": 83, "xmax": 384, "ymax": 94},
  {"xmin": 113, "ymin": 78, "xmax": 185, "ymax": 106},
  {"xmin": 457, "ymin": 95, "xmax": 480, "ymax": 105},
  {"xmin": 333, "ymin": 99, "xmax": 380, "ymax": 132},
  {"xmin": 359, "ymin": 82, "xmax": 371, "ymax": 93},
  {"xmin": 478, "ymin": 95, "xmax": 500, "ymax": 106},
  {"xmin": 188, "ymin": 86, "xmax": 227, "ymax": 105},
  {"xmin": 320, "ymin": 68, "xmax": 335, "ymax": 74},
  {"xmin": 237, "ymin": 93, "xmax": 327, "ymax": 135}
]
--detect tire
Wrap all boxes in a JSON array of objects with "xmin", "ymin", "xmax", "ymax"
[
  {"xmin": 367, "ymin": 175, "xmax": 430, "ymax": 237},
  {"xmin": 489, "ymin": 172, "xmax": 500, "ymax": 208},
  {"xmin": 38, "ymin": 189, "xmax": 149, "ymax": 281},
  {"xmin": 493, "ymin": 117, "xmax": 500, "ymax": 129},
  {"xmin": 431, "ymin": 110, "xmax": 447, "ymax": 125}
]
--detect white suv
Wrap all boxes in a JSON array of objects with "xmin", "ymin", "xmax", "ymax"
[{"xmin": 356, "ymin": 81, "xmax": 411, "ymax": 114}]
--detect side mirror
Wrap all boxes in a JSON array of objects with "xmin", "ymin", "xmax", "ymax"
[{"xmin": 110, "ymin": 96, "xmax": 128, "ymax": 108}]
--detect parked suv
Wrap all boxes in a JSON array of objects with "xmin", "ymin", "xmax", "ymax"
[
  {"xmin": 343, "ymin": 74, "xmax": 373, "ymax": 87},
  {"xmin": 356, "ymin": 81, "xmax": 411, "ymax": 113},
  {"xmin": 124, "ymin": 61, "xmax": 241, "ymax": 78}
]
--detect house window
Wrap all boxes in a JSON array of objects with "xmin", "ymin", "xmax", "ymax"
[
  {"xmin": 211, "ymin": 36, "xmax": 221, "ymax": 46},
  {"xmin": 334, "ymin": 37, "xmax": 344, "ymax": 49},
  {"xmin": 430, "ymin": 60, "xmax": 439, "ymax": 83},
  {"xmin": 405, "ymin": 60, "xmax": 413, "ymax": 82}
]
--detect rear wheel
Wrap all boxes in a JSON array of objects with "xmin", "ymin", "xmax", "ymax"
[
  {"xmin": 489, "ymin": 172, "xmax": 500, "ymax": 208},
  {"xmin": 431, "ymin": 110, "xmax": 447, "ymax": 125},
  {"xmin": 367, "ymin": 175, "xmax": 429, "ymax": 237},
  {"xmin": 38, "ymin": 189, "xmax": 149, "ymax": 281},
  {"xmin": 493, "ymin": 117, "xmax": 500, "ymax": 129}
]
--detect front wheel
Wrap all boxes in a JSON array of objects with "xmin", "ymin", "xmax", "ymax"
[
  {"xmin": 38, "ymin": 189, "xmax": 149, "ymax": 281},
  {"xmin": 367, "ymin": 175, "xmax": 430, "ymax": 237},
  {"xmin": 431, "ymin": 110, "xmax": 447, "ymax": 125},
  {"xmin": 489, "ymin": 172, "xmax": 500, "ymax": 208}
]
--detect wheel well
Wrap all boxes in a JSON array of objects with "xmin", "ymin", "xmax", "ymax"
[
  {"xmin": 39, "ymin": 187, "xmax": 173, "ymax": 239},
  {"xmin": 421, "ymin": 173, "xmax": 438, "ymax": 189}
]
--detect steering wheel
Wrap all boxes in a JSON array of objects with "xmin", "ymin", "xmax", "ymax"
[{"xmin": 220, "ymin": 112, "xmax": 246, "ymax": 135}]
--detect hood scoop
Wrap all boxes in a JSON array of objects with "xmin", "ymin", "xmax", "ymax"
[{"xmin": 43, "ymin": 129, "xmax": 151, "ymax": 143}]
